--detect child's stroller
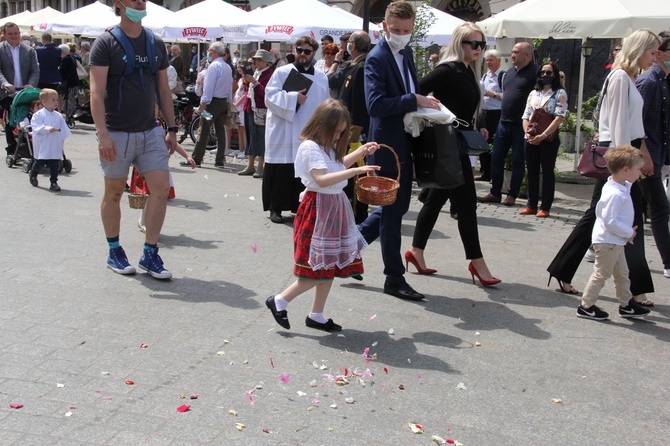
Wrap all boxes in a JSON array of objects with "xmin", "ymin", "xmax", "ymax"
[
  {"xmin": 5, "ymin": 87, "xmax": 72, "ymax": 173},
  {"xmin": 65, "ymin": 99, "xmax": 94, "ymax": 129}
]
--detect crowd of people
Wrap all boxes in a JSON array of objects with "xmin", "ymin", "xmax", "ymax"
[{"xmin": 3, "ymin": 0, "xmax": 668, "ymax": 331}]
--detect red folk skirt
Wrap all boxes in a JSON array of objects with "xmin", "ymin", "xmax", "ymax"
[
  {"xmin": 293, "ymin": 191, "xmax": 364, "ymax": 280},
  {"xmin": 129, "ymin": 166, "xmax": 175, "ymax": 199}
]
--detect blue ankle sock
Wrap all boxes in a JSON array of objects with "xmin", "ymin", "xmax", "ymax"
[
  {"xmin": 144, "ymin": 243, "xmax": 157, "ymax": 254},
  {"xmin": 107, "ymin": 236, "xmax": 120, "ymax": 250}
]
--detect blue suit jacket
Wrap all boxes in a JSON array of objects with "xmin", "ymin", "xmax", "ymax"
[
  {"xmin": 364, "ymin": 38, "xmax": 418, "ymax": 172},
  {"xmin": 35, "ymin": 43, "xmax": 63, "ymax": 85}
]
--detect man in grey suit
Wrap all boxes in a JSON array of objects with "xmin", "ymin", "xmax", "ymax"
[{"xmin": 0, "ymin": 22, "xmax": 39, "ymax": 155}]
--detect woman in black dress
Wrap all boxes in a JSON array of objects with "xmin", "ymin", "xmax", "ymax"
[{"xmin": 405, "ymin": 22, "xmax": 500, "ymax": 286}]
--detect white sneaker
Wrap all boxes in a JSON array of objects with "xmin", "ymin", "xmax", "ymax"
[
  {"xmin": 664, "ymin": 269, "xmax": 670, "ymax": 278},
  {"xmin": 237, "ymin": 152, "xmax": 247, "ymax": 159},
  {"xmin": 584, "ymin": 247, "xmax": 596, "ymax": 263},
  {"xmin": 138, "ymin": 220, "xmax": 146, "ymax": 234}
]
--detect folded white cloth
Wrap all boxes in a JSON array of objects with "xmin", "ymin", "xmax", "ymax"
[{"xmin": 404, "ymin": 103, "xmax": 457, "ymax": 137}]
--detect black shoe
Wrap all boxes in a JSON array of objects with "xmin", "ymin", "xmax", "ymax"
[
  {"xmin": 181, "ymin": 161, "xmax": 200, "ymax": 167},
  {"xmin": 450, "ymin": 212, "xmax": 458, "ymax": 220},
  {"xmin": 266, "ymin": 296, "xmax": 290, "ymax": 329},
  {"xmin": 475, "ymin": 175, "xmax": 491, "ymax": 182},
  {"xmin": 619, "ymin": 299, "xmax": 650, "ymax": 318},
  {"xmin": 305, "ymin": 316, "xmax": 342, "ymax": 332},
  {"xmin": 214, "ymin": 163, "xmax": 225, "ymax": 168},
  {"xmin": 577, "ymin": 304, "xmax": 609, "ymax": 321},
  {"xmin": 270, "ymin": 211, "xmax": 283, "ymax": 224},
  {"xmin": 351, "ymin": 274, "xmax": 363, "ymax": 281},
  {"xmin": 383, "ymin": 281, "xmax": 425, "ymax": 301},
  {"xmin": 49, "ymin": 182, "xmax": 61, "ymax": 192},
  {"xmin": 29, "ymin": 176, "xmax": 38, "ymax": 187}
]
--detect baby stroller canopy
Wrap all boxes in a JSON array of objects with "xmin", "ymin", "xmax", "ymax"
[{"xmin": 8, "ymin": 87, "xmax": 41, "ymax": 129}]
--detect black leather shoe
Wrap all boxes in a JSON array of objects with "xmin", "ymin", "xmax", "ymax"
[
  {"xmin": 181, "ymin": 161, "xmax": 201, "ymax": 167},
  {"xmin": 383, "ymin": 281, "xmax": 425, "ymax": 301},
  {"xmin": 266, "ymin": 296, "xmax": 290, "ymax": 329},
  {"xmin": 351, "ymin": 274, "xmax": 363, "ymax": 281},
  {"xmin": 305, "ymin": 316, "xmax": 342, "ymax": 332},
  {"xmin": 270, "ymin": 211, "xmax": 283, "ymax": 224}
]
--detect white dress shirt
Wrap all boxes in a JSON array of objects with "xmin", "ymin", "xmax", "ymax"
[
  {"xmin": 10, "ymin": 43, "xmax": 22, "ymax": 87},
  {"xmin": 592, "ymin": 178, "xmax": 635, "ymax": 245},
  {"xmin": 200, "ymin": 57, "xmax": 233, "ymax": 105},
  {"xmin": 480, "ymin": 68, "xmax": 503, "ymax": 110}
]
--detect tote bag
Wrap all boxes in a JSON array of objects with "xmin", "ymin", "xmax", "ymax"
[{"xmin": 411, "ymin": 123, "xmax": 464, "ymax": 189}]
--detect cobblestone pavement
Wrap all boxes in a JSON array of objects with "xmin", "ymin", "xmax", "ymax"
[{"xmin": 1, "ymin": 125, "xmax": 668, "ymax": 445}]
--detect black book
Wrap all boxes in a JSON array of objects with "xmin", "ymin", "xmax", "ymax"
[{"xmin": 282, "ymin": 68, "xmax": 313, "ymax": 94}]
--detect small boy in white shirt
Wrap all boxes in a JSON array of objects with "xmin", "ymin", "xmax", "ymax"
[
  {"xmin": 28, "ymin": 89, "xmax": 71, "ymax": 192},
  {"xmin": 577, "ymin": 145, "xmax": 651, "ymax": 321}
]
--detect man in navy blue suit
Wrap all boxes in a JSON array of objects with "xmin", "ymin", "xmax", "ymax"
[{"xmin": 359, "ymin": 1, "xmax": 440, "ymax": 301}]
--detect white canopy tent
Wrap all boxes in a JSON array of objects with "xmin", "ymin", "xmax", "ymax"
[
  {"xmin": 156, "ymin": 0, "xmax": 248, "ymax": 42},
  {"xmin": 0, "ymin": 10, "xmax": 34, "ymax": 30},
  {"xmin": 478, "ymin": 0, "xmax": 670, "ymax": 170},
  {"xmin": 243, "ymin": 0, "xmax": 366, "ymax": 42},
  {"xmin": 34, "ymin": 1, "xmax": 174, "ymax": 37}
]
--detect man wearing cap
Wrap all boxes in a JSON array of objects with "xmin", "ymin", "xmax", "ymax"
[
  {"xmin": 262, "ymin": 36, "xmax": 330, "ymax": 224},
  {"xmin": 187, "ymin": 41, "xmax": 233, "ymax": 168}
]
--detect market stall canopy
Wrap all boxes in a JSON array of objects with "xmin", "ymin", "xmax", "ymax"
[
  {"xmin": 244, "ymin": 0, "xmax": 366, "ymax": 42},
  {"xmin": 27, "ymin": 7, "xmax": 63, "ymax": 31},
  {"xmin": 0, "ymin": 10, "xmax": 35, "ymax": 30},
  {"xmin": 156, "ymin": 0, "xmax": 248, "ymax": 41},
  {"xmin": 478, "ymin": 0, "xmax": 670, "ymax": 39},
  {"xmin": 34, "ymin": 1, "xmax": 174, "ymax": 37}
]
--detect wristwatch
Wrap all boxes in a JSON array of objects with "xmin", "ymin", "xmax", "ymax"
[{"xmin": 167, "ymin": 126, "xmax": 179, "ymax": 133}]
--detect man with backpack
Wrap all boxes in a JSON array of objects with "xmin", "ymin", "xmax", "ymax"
[{"xmin": 89, "ymin": 0, "xmax": 178, "ymax": 280}]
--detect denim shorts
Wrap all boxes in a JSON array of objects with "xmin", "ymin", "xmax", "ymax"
[{"xmin": 100, "ymin": 126, "xmax": 169, "ymax": 178}]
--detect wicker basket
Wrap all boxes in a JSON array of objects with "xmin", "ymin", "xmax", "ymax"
[
  {"xmin": 128, "ymin": 193, "xmax": 149, "ymax": 209},
  {"xmin": 356, "ymin": 144, "xmax": 400, "ymax": 206}
]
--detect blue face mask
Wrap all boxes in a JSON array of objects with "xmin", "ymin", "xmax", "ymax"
[{"xmin": 122, "ymin": 4, "xmax": 147, "ymax": 23}]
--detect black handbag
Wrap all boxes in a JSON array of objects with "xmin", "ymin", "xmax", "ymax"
[
  {"xmin": 578, "ymin": 141, "xmax": 610, "ymax": 180},
  {"xmin": 411, "ymin": 123, "xmax": 465, "ymax": 189},
  {"xmin": 456, "ymin": 129, "xmax": 490, "ymax": 156}
]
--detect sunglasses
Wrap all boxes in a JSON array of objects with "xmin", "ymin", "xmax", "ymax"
[
  {"xmin": 296, "ymin": 48, "xmax": 313, "ymax": 55},
  {"xmin": 540, "ymin": 70, "xmax": 554, "ymax": 75},
  {"xmin": 462, "ymin": 40, "xmax": 486, "ymax": 50}
]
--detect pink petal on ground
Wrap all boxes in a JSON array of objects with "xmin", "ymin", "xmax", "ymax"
[
  {"xmin": 369, "ymin": 314, "xmax": 377, "ymax": 320},
  {"xmin": 176, "ymin": 404, "xmax": 191, "ymax": 412},
  {"xmin": 278, "ymin": 373, "xmax": 290, "ymax": 384},
  {"xmin": 270, "ymin": 357, "xmax": 274, "ymax": 368},
  {"xmin": 418, "ymin": 373, "xmax": 422, "ymax": 381},
  {"xmin": 9, "ymin": 403, "xmax": 23, "ymax": 409},
  {"xmin": 362, "ymin": 347, "xmax": 369, "ymax": 357},
  {"xmin": 252, "ymin": 243, "xmax": 258, "ymax": 253}
]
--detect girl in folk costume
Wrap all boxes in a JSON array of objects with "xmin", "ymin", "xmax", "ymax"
[{"xmin": 266, "ymin": 99, "xmax": 380, "ymax": 332}]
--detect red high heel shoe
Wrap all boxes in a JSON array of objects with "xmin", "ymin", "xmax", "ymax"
[
  {"xmin": 468, "ymin": 262, "xmax": 501, "ymax": 287},
  {"xmin": 404, "ymin": 251, "xmax": 437, "ymax": 275}
]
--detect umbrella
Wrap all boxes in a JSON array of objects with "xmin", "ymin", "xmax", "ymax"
[
  {"xmin": 34, "ymin": 1, "xmax": 173, "ymax": 37},
  {"xmin": 157, "ymin": 0, "xmax": 248, "ymax": 42},
  {"xmin": 244, "ymin": 0, "xmax": 365, "ymax": 42}
]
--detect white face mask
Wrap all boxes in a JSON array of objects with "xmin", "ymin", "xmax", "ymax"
[{"xmin": 386, "ymin": 32, "xmax": 411, "ymax": 51}]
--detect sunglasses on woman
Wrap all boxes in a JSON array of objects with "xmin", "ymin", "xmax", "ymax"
[
  {"xmin": 296, "ymin": 48, "xmax": 313, "ymax": 55},
  {"xmin": 462, "ymin": 40, "xmax": 486, "ymax": 50}
]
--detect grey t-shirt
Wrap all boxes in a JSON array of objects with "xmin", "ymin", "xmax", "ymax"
[{"xmin": 90, "ymin": 28, "xmax": 169, "ymax": 132}]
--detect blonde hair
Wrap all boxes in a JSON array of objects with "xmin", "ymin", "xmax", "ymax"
[
  {"xmin": 604, "ymin": 145, "xmax": 643, "ymax": 173},
  {"xmin": 300, "ymin": 99, "xmax": 351, "ymax": 162},
  {"xmin": 39, "ymin": 88, "xmax": 58, "ymax": 100},
  {"xmin": 613, "ymin": 28, "xmax": 660, "ymax": 77},
  {"xmin": 437, "ymin": 22, "xmax": 484, "ymax": 81}
]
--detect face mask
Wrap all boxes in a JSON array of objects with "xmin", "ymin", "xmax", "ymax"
[
  {"xmin": 21, "ymin": 40, "xmax": 30, "ymax": 46},
  {"xmin": 347, "ymin": 43, "xmax": 354, "ymax": 55},
  {"xmin": 540, "ymin": 76, "xmax": 553, "ymax": 85},
  {"xmin": 121, "ymin": 3, "xmax": 147, "ymax": 23},
  {"xmin": 206, "ymin": 55, "xmax": 211, "ymax": 63},
  {"xmin": 386, "ymin": 32, "xmax": 411, "ymax": 50},
  {"xmin": 665, "ymin": 61, "xmax": 670, "ymax": 69}
]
